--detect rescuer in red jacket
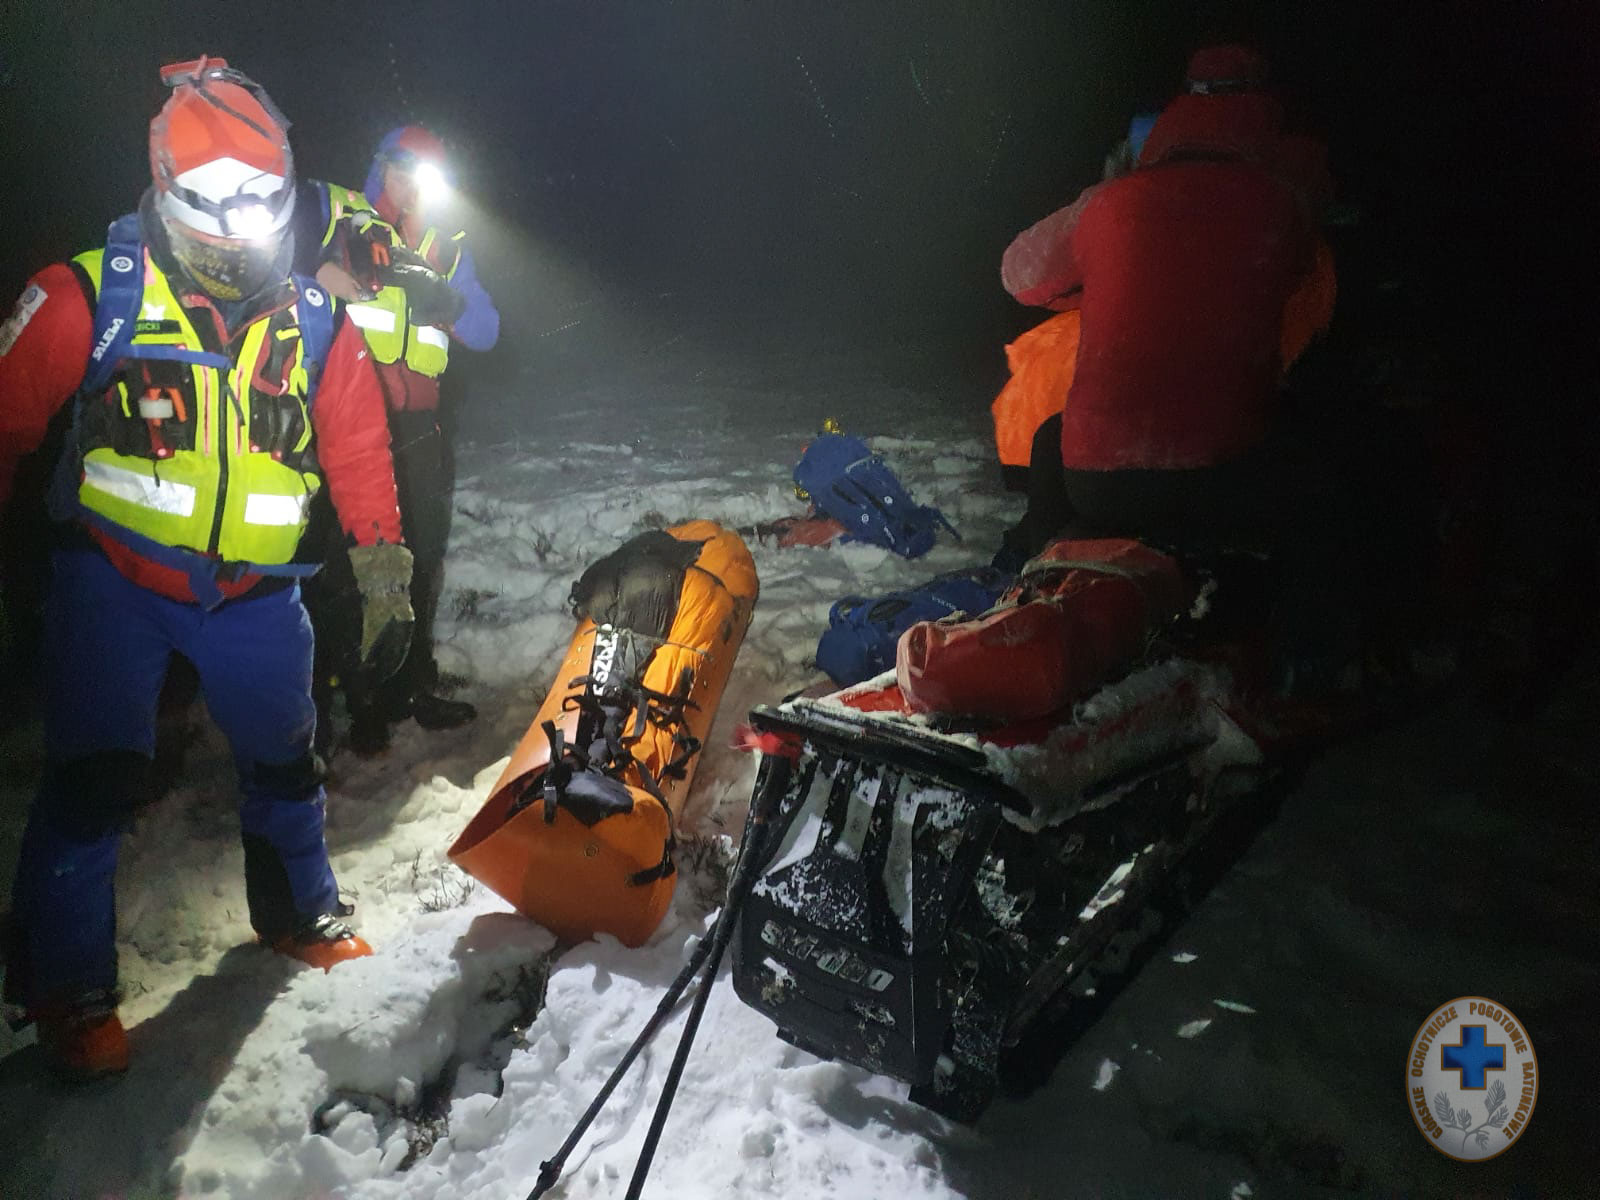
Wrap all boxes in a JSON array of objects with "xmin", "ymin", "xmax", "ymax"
[
  {"xmin": 0, "ymin": 57, "xmax": 412, "ymax": 1079},
  {"xmin": 998, "ymin": 44, "xmax": 1321, "ymax": 558}
]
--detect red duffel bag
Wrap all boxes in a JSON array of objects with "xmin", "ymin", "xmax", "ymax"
[{"xmin": 896, "ymin": 538, "xmax": 1188, "ymax": 721}]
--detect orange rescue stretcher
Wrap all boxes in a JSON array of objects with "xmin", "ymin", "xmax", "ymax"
[{"xmin": 449, "ymin": 521, "xmax": 759, "ymax": 946}]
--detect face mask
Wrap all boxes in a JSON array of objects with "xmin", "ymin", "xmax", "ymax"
[{"xmin": 164, "ymin": 216, "xmax": 288, "ymax": 302}]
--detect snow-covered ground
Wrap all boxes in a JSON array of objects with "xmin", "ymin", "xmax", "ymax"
[{"xmin": 0, "ymin": 342, "xmax": 1592, "ymax": 1198}]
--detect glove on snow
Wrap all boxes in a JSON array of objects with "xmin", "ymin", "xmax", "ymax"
[{"xmin": 348, "ymin": 542, "xmax": 415, "ymax": 682}]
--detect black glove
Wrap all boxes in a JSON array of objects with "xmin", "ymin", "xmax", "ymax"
[
  {"xmin": 381, "ymin": 252, "xmax": 467, "ymax": 328},
  {"xmin": 347, "ymin": 542, "xmax": 415, "ymax": 682}
]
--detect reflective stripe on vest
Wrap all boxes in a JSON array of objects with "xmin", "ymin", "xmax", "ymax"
[
  {"xmin": 82, "ymin": 458, "xmax": 198, "ymax": 516},
  {"xmin": 71, "ymin": 245, "xmax": 326, "ymax": 567},
  {"xmin": 346, "ymin": 287, "xmax": 408, "ymax": 365},
  {"xmin": 346, "ymin": 303, "xmax": 397, "ymax": 333},
  {"xmin": 242, "ymin": 490, "xmax": 312, "ymax": 526},
  {"xmin": 403, "ymin": 319, "xmax": 450, "ymax": 377}
]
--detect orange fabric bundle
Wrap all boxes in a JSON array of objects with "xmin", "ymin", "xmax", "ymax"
[
  {"xmin": 990, "ymin": 307, "xmax": 1082, "ymax": 469},
  {"xmin": 449, "ymin": 521, "xmax": 758, "ymax": 946},
  {"xmin": 1281, "ymin": 239, "xmax": 1337, "ymax": 371}
]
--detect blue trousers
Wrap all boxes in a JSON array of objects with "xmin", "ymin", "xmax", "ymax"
[{"xmin": 10, "ymin": 549, "xmax": 339, "ymax": 1007}]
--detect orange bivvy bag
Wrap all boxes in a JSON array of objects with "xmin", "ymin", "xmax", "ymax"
[{"xmin": 448, "ymin": 521, "xmax": 758, "ymax": 946}]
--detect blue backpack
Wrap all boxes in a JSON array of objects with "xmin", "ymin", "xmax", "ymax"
[
  {"xmin": 793, "ymin": 432, "xmax": 955, "ymax": 559},
  {"xmin": 815, "ymin": 566, "xmax": 1012, "ymax": 686}
]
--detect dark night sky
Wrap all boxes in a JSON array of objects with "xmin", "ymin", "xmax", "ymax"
[{"xmin": 1, "ymin": 1, "xmax": 1595, "ymax": 410}]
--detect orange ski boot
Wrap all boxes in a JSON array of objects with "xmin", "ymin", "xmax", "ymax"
[
  {"xmin": 269, "ymin": 913, "xmax": 373, "ymax": 971},
  {"xmin": 35, "ymin": 991, "xmax": 130, "ymax": 1081}
]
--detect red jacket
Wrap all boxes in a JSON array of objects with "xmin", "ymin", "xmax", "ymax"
[
  {"xmin": 1141, "ymin": 93, "xmax": 1334, "ymax": 217},
  {"xmin": 0, "ymin": 261, "xmax": 403, "ymax": 602},
  {"xmin": 1003, "ymin": 145, "xmax": 1314, "ymax": 470}
]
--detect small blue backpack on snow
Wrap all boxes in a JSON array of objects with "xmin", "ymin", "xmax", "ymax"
[
  {"xmin": 793, "ymin": 432, "xmax": 956, "ymax": 559},
  {"xmin": 815, "ymin": 565, "xmax": 1013, "ymax": 687}
]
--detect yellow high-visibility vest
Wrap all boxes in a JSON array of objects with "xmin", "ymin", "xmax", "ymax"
[
  {"xmin": 322, "ymin": 182, "xmax": 455, "ymax": 378},
  {"xmin": 72, "ymin": 246, "xmax": 326, "ymax": 565}
]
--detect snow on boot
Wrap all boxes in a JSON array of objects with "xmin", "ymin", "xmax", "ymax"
[
  {"xmin": 35, "ymin": 990, "xmax": 129, "ymax": 1081},
  {"xmin": 411, "ymin": 692, "xmax": 477, "ymax": 730},
  {"xmin": 270, "ymin": 914, "xmax": 373, "ymax": 971}
]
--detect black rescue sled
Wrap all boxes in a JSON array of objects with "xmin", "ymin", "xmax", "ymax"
[
  {"xmin": 729, "ymin": 645, "xmax": 1303, "ymax": 1121},
  {"xmin": 524, "ymin": 548, "xmax": 1382, "ymax": 1197}
]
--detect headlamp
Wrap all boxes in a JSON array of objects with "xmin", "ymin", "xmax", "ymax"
[
  {"xmin": 162, "ymin": 174, "xmax": 295, "ymax": 240},
  {"xmin": 412, "ymin": 161, "xmax": 451, "ymax": 207},
  {"xmin": 221, "ymin": 201, "xmax": 279, "ymax": 239}
]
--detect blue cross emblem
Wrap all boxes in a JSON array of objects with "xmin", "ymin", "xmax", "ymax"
[{"xmin": 1441, "ymin": 1025, "xmax": 1505, "ymax": 1089}]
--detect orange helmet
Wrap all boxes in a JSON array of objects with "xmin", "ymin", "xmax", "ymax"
[{"xmin": 149, "ymin": 56, "xmax": 296, "ymax": 299}]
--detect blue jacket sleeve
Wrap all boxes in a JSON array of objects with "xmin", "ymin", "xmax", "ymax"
[{"xmin": 447, "ymin": 243, "xmax": 499, "ymax": 351}]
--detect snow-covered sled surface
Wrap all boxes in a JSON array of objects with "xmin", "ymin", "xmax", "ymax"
[
  {"xmin": 0, "ymin": 347, "xmax": 1593, "ymax": 1198},
  {"xmin": 812, "ymin": 656, "xmax": 1261, "ymax": 828},
  {"xmin": 730, "ymin": 651, "xmax": 1275, "ymax": 1121}
]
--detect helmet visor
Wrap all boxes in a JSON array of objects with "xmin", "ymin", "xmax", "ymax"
[{"xmin": 164, "ymin": 173, "xmax": 295, "ymax": 238}]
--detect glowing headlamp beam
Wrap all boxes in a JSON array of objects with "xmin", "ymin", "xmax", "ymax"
[
  {"xmin": 414, "ymin": 162, "xmax": 451, "ymax": 206},
  {"xmin": 224, "ymin": 202, "xmax": 277, "ymax": 239}
]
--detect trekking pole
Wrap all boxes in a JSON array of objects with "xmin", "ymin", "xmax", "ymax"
[
  {"xmin": 523, "ymin": 927, "xmax": 719, "ymax": 1200},
  {"xmin": 622, "ymin": 756, "xmax": 789, "ymax": 1200},
  {"xmin": 525, "ymin": 751, "xmax": 793, "ymax": 1200}
]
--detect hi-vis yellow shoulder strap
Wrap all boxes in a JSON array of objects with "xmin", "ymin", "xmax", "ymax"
[
  {"xmin": 416, "ymin": 228, "xmax": 465, "ymax": 280},
  {"xmin": 318, "ymin": 180, "xmax": 391, "ymax": 249}
]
